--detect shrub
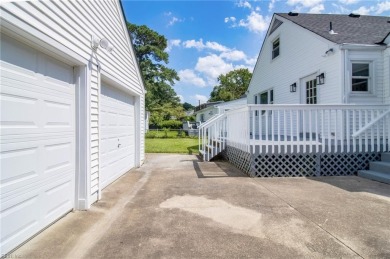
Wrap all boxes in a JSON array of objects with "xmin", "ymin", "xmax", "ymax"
[
  {"xmin": 177, "ymin": 130, "xmax": 187, "ymax": 138},
  {"xmin": 158, "ymin": 120, "xmax": 183, "ymax": 129},
  {"xmin": 145, "ymin": 131, "xmax": 157, "ymax": 138}
]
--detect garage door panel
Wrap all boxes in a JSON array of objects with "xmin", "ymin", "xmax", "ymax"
[
  {"xmin": 100, "ymin": 83, "xmax": 135, "ymax": 189},
  {"xmin": 1, "ymin": 137, "xmax": 74, "ymax": 199},
  {"xmin": 43, "ymin": 179, "xmax": 73, "ymax": 221},
  {"xmin": 43, "ymin": 100, "xmax": 73, "ymax": 129},
  {"xmin": 43, "ymin": 142, "xmax": 73, "ymax": 176},
  {"xmin": 0, "ymin": 145, "xmax": 39, "ymax": 194},
  {"xmin": 0, "ymin": 34, "xmax": 75, "ymax": 254},
  {"xmin": 1, "ymin": 84, "xmax": 74, "ymax": 136},
  {"xmin": 1, "ymin": 194, "xmax": 40, "ymax": 249},
  {"xmin": 0, "ymin": 91, "xmax": 40, "ymax": 131}
]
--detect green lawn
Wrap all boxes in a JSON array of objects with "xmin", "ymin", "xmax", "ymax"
[{"xmin": 145, "ymin": 138, "xmax": 199, "ymax": 154}]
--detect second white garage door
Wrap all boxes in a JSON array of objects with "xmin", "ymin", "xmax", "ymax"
[{"xmin": 100, "ymin": 83, "xmax": 135, "ymax": 189}]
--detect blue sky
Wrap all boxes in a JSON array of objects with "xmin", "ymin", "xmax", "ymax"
[{"xmin": 122, "ymin": 0, "xmax": 390, "ymax": 105}]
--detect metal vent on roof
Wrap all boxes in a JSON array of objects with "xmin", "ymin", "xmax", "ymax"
[
  {"xmin": 349, "ymin": 13, "xmax": 361, "ymax": 18},
  {"xmin": 288, "ymin": 12, "xmax": 299, "ymax": 16}
]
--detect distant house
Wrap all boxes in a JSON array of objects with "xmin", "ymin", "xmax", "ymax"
[
  {"xmin": 247, "ymin": 13, "xmax": 390, "ymax": 106},
  {"xmin": 195, "ymin": 97, "xmax": 247, "ymax": 123},
  {"xmin": 1, "ymin": 0, "xmax": 145, "ymax": 254},
  {"xmin": 199, "ymin": 13, "xmax": 389, "ymax": 181}
]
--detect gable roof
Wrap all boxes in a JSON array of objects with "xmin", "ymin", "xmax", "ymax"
[{"xmin": 276, "ymin": 13, "xmax": 390, "ymax": 45}]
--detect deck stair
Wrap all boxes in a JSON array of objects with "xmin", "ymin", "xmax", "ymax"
[
  {"xmin": 198, "ymin": 113, "xmax": 227, "ymax": 161},
  {"xmin": 358, "ymin": 153, "xmax": 390, "ymax": 184}
]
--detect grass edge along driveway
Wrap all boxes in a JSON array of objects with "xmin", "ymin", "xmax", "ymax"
[{"xmin": 145, "ymin": 138, "xmax": 199, "ymax": 155}]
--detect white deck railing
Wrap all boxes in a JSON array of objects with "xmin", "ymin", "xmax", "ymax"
[
  {"xmin": 198, "ymin": 113, "xmax": 227, "ymax": 161},
  {"xmin": 199, "ymin": 104, "xmax": 390, "ymax": 160}
]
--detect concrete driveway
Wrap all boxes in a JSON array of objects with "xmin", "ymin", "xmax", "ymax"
[{"xmin": 13, "ymin": 154, "xmax": 390, "ymax": 258}]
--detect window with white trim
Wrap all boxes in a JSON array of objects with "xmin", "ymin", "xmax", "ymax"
[
  {"xmin": 351, "ymin": 62, "xmax": 370, "ymax": 92},
  {"xmin": 272, "ymin": 38, "xmax": 280, "ymax": 59},
  {"xmin": 259, "ymin": 89, "xmax": 274, "ymax": 114}
]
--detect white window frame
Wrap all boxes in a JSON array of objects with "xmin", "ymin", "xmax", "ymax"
[
  {"xmin": 272, "ymin": 38, "xmax": 280, "ymax": 60},
  {"xmin": 350, "ymin": 61, "xmax": 373, "ymax": 94},
  {"xmin": 257, "ymin": 89, "xmax": 274, "ymax": 115}
]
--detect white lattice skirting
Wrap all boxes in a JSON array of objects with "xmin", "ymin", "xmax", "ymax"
[{"xmin": 225, "ymin": 146, "xmax": 381, "ymax": 177}]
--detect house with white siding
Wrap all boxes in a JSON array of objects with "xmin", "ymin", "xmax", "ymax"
[
  {"xmin": 195, "ymin": 97, "xmax": 247, "ymax": 123},
  {"xmin": 199, "ymin": 13, "xmax": 389, "ymax": 180},
  {"xmin": 248, "ymin": 13, "xmax": 390, "ymax": 107},
  {"xmin": 0, "ymin": 0, "xmax": 145, "ymax": 254}
]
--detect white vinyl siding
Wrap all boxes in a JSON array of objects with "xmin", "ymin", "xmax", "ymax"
[
  {"xmin": 384, "ymin": 48, "xmax": 390, "ymax": 105},
  {"xmin": 1, "ymin": 0, "xmax": 145, "ymax": 210},
  {"xmin": 1, "ymin": 0, "xmax": 145, "ymax": 254},
  {"xmin": 248, "ymin": 15, "xmax": 343, "ymax": 106}
]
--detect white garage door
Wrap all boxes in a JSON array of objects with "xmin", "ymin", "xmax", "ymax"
[
  {"xmin": 100, "ymin": 83, "xmax": 135, "ymax": 189},
  {"xmin": 0, "ymin": 34, "xmax": 75, "ymax": 254}
]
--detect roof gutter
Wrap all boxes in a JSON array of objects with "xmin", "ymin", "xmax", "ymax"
[{"xmin": 340, "ymin": 43, "xmax": 386, "ymax": 50}]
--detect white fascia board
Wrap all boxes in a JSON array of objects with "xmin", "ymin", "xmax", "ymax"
[
  {"xmin": 116, "ymin": 0, "xmax": 146, "ymax": 95},
  {"xmin": 340, "ymin": 44, "xmax": 386, "ymax": 50}
]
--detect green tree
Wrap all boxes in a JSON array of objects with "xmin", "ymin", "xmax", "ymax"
[
  {"xmin": 182, "ymin": 102, "xmax": 195, "ymax": 111},
  {"xmin": 127, "ymin": 23, "xmax": 180, "ymax": 110},
  {"xmin": 209, "ymin": 68, "xmax": 252, "ymax": 102}
]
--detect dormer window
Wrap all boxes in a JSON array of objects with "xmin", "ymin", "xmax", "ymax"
[{"xmin": 272, "ymin": 38, "xmax": 280, "ymax": 59}]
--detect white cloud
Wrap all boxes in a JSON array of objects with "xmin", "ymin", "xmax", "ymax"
[
  {"xmin": 220, "ymin": 50, "xmax": 247, "ymax": 61},
  {"xmin": 166, "ymin": 39, "xmax": 181, "ymax": 52},
  {"xmin": 352, "ymin": 1, "xmax": 390, "ymax": 15},
  {"xmin": 255, "ymin": 6, "xmax": 261, "ymax": 11},
  {"xmin": 237, "ymin": 11, "xmax": 270, "ymax": 34},
  {"xmin": 287, "ymin": 0, "xmax": 323, "ymax": 7},
  {"xmin": 183, "ymin": 39, "xmax": 205, "ymax": 50},
  {"xmin": 177, "ymin": 94, "xmax": 184, "ymax": 103},
  {"xmin": 193, "ymin": 94, "xmax": 208, "ymax": 104},
  {"xmin": 168, "ymin": 16, "xmax": 183, "ymax": 26},
  {"xmin": 331, "ymin": 3, "xmax": 351, "ymax": 14},
  {"xmin": 353, "ymin": 6, "xmax": 372, "ymax": 15},
  {"xmin": 339, "ymin": 0, "xmax": 359, "ymax": 4},
  {"xmin": 164, "ymin": 11, "xmax": 184, "ymax": 26},
  {"xmin": 178, "ymin": 69, "xmax": 207, "ymax": 87},
  {"xmin": 376, "ymin": 1, "xmax": 390, "ymax": 14},
  {"xmin": 195, "ymin": 54, "xmax": 234, "ymax": 84},
  {"xmin": 205, "ymin": 41, "xmax": 230, "ymax": 52},
  {"xmin": 183, "ymin": 39, "xmax": 230, "ymax": 52},
  {"xmin": 309, "ymin": 4, "xmax": 325, "ymax": 13},
  {"xmin": 269, "ymin": 0, "xmax": 277, "ymax": 12},
  {"xmin": 225, "ymin": 17, "xmax": 237, "ymax": 23},
  {"xmin": 237, "ymin": 0, "xmax": 252, "ymax": 9},
  {"xmin": 245, "ymin": 57, "xmax": 257, "ymax": 66}
]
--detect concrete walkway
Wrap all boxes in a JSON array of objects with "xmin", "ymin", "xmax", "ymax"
[{"xmin": 13, "ymin": 154, "xmax": 390, "ymax": 258}]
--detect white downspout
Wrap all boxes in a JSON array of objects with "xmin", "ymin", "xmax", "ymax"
[
  {"xmin": 343, "ymin": 48, "xmax": 349, "ymax": 104},
  {"xmin": 97, "ymin": 63, "xmax": 102, "ymax": 201}
]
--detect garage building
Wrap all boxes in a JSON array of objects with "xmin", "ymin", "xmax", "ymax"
[{"xmin": 0, "ymin": 0, "xmax": 145, "ymax": 254}]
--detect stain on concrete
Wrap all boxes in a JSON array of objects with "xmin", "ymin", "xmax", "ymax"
[
  {"xmin": 160, "ymin": 195, "xmax": 262, "ymax": 234},
  {"xmin": 159, "ymin": 195, "xmax": 338, "ymax": 256}
]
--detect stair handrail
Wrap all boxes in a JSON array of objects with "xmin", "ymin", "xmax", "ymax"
[
  {"xmin": 352, "ymin": 109, "xmax": 390, "ymax": 138},
  {"xmin": 199, "ymin": 113, "xmax": 227, "ymax": 161},
  {"xmin": 198, "ymin": 113, "xmax": 226, "ymax": 129}
]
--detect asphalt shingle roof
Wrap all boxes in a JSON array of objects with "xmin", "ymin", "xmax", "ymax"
[{"xmin": 276, "ymin": 13, "xmax": 390, "ymax": 45}]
